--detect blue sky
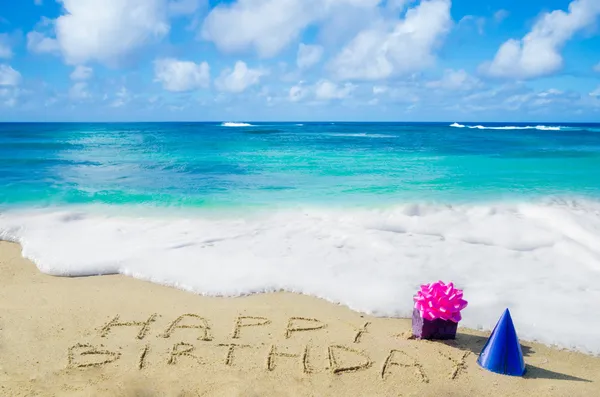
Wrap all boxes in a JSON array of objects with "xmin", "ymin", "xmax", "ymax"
[{"xmin": 0, "ymin": 0, "xmax": 599, "ymax": 122}]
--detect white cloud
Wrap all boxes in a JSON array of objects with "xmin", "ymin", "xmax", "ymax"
[
  {"xmin": 538, "ymin": 88, "xmax": 563, "ymax": 97},
  {"xmin": 215, "ymin": 61, "xmax": 266, "ymax": 93},
  {"xmin": 111, "ymin": 87, "xmax": 131, "ymax": 107},
  {"xmin": 168, "ymin": 0, "xmax": 204, "ymax": 16},
  {"xmin": 0, "ymin": 87, "xmax": 19, "ymax": 107},
  {"xmin": 70, "ymin": 65, "xmax": 93, "ymax": 81},
  {"xmin": 591, "ymin": 86, "xmax": 600, "ymax": 97},
  {"xmin": 34, "ymin": 0, "xmax": 43, "ymax": 4},
  {"xmin": 315, "ymin": 79, "xmax": 356, "ymax": 99},
  {"xmin": 370, "ymin": 81, "xmax": 421, "ymax": 103},
  {"xmin": 288, "ymin": 79, "xmax": 356, "ymax": 102},
  {"xmin": 29, "ymin": 0, "xmax": 170, "ymax": 65},
  {"xmin": 297, "ymin": 43, "xmax": 324, "ymax": 69},
  {"xmin": 0, "ymin": 34, "xmax": 12, "ymax": 59},
  {"xmin": 426, "ymin": 69, "xmax": 481, "ymax": 91},
  {"xmin": 289, "ymin": 83, "xmax": 307, "ymax": 102},
  {"xmin": 451, "ymin": 83, "xmax": 588, "ymax": 114},
  {"xmin": 481, "ymin": 0, "xmax": 600, "ymax": 79},
  {"xmin": 594, "ymin": 62, "xmax": 600, "ymax": 72},
  {"xmin": 201, "ymin": 0, "xmax": 381, "ymax": 58},
  {"xmin": 27, "ymin": 31, "xmax": 60, "ymax": 54},
  {"xmin": 458, "ymin": 15, "xmax": 485, "ymax": 35},
  {"xmin": 329, "ymin": 0, "xmax": 452, "ymax": 80},
  {"xmin": 0, "ymin": 64, "xmax": 21, "ymax": 86},
  {"xmin": 508, "ymin": 89, "xmax": 578, "ymax": 109},
  {"xmin": 373, "ymin": 85, "xmax": 388, "ymax": 95},
  {"xmin": 317, "ymin": 1, "xmax": 383, "ymax": 49},
  {"xmin": 154, "ymin": 58, "xmax": 210, "ymax": 92},
  {"xmin": 494, "ymin": 9, "xmax": 509, "ymax": 23},
  {"xmin": 69, "ymin": 82, "xmax": 90, "ymax": 100},
  {"xmin": 202, "ymin": 0, "xmax": 311, "ymax": 57}
]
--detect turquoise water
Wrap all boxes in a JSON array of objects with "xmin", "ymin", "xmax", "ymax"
[{"xmin": 2, "ymin": 122, "xmax": 600, "ymax": 209}]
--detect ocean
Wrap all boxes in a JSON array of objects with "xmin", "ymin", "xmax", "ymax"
[{"xmin": 1, "ymin": 122, "xmax": 600, "ymax": 353}]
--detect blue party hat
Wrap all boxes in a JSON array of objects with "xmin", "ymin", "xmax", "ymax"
[{"xmin": 477, "ymin": 309, "xmax": 526, "ymax": 376}]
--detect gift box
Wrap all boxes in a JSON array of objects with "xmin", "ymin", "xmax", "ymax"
[
  {"xmin": 412, "ymin": 281, "xmax": 468, "ymax": 340},
  {"xmin": 412, "ymin": 308, "xmax": 458, "ymax": 340}
]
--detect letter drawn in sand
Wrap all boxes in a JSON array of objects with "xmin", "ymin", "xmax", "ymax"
[
  {"xmin": 167, "ymin": 342, "xmax": 203, "ymax": 366},
  {"xmin": 381, "ymin": 350, "xmax": 429, "ymax": 383},
  {"xmin": 327, "ymin": 345, "xmax": 372, "ymax": 375},
  {"xmin": 68, "ymin": 343, "xmax": 121, "ymax": 369},
  {"xmin": 160, "ymin": 314, "xmax": 213, "ymax": 341},
  {"xmin": 285, "ymin": 317, "xmax": 326, "ymax": 339},
  {"xmin": 99, "ymin": 313, "xmax": 157, "ymax": 340},
  {"xmin": 218, "ymin": 343, "xmax": 252, "ymax": 366},
  {"xmin": 439, "ymin": 350, "xmax": 470, "ymax": 380},
  {"xmin": 351, "ymin": 322, "xmax": 370, "ymax": 344},
  {"xmin": 267, "ymin": 345, "xmax": 312, "ymax": 374},
  {"xmin": 138, "ymin": 345, "xmax": 150, "ymax": 370},
  {"xmin": 232, "ymin": 316, "xmax": 271, "ymax": 339}
]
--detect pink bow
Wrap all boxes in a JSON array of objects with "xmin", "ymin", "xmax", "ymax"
[{"xmin": 414, "ymin": 281, "xmax": 468, "ymax": 323}]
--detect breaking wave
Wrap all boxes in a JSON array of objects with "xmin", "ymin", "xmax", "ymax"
[
  {"xmin": 221, "ymin": 122, "xmax": 254, "ymax": 127},
  {"xmin": 2, "ymin": 199, "xmax": 600, "ymax": 354},
  {"xmin": 450, "ymin": 123, "xmax": 561, "ymax": 131}
]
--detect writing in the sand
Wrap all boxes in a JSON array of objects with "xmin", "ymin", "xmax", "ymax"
[{"xmin": 67, "ymin": 313, "xmax": 469, "ymax": 382}]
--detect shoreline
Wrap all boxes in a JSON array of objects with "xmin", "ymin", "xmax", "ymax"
[
  {"xmin": 1, "ymin": 241, "xmax": 599, "ymax": 396},
  {"xmin": 3, "ymin": 201, "xmax": 600, "ymax": 355}
]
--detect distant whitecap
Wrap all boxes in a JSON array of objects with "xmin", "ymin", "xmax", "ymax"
[
  {"xmin": 221, "ymin": 122, "xmax": 253, "ymax": 127},
  {"xmin": 450, "ymin": 123, "xmax": 561, "ymax": 131}
]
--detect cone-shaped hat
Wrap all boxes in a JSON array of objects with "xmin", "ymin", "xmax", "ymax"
[{"xmin": 477, "ymin": 309, "xmax": 526, "ymax": 376}]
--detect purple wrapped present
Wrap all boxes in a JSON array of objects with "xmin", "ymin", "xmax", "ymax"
[
  {"xmin": 411, "ymin": 281, "xmax": 468, "ymax": 340},
  {"xmin": 412, "ymin": 308, "xmax": 458, "ymax": 340}
]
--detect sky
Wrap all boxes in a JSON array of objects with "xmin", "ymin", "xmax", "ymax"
[{"xmin": 0, "ymin": 0, "xmax": 600, "ymax": 122}]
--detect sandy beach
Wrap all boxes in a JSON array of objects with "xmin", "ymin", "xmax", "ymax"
[{"xmin": 1, "ymin": 241, "xmax": 598, "ymax": 397}]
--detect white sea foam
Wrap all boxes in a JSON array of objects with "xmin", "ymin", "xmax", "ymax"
[
  {"xmin": 2, "ymin": 201, "xmax": 600, "ymax": 354},
  {"xmin": 221, "ymin": 122, "xmax": 254, "ymax": 127},
  {"xmin": 469, "ymin": 125, "xmax": 562, "ymax": 131},
  {"xmin": 450, "ymin": 123, "xmax": 562, "ymax": 131}
]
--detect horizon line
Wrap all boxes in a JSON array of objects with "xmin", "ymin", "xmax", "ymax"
[{"xmin": 1, "ymin": 121, "xmax": 600, "ymax": 124}]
